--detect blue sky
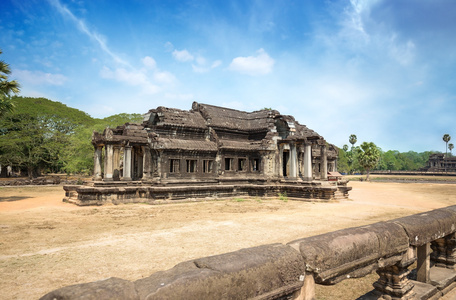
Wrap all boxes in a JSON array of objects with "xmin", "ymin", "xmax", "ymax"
[{"xmin": 1, "ymin": 0, "xmax": 456, "ymax": 152}]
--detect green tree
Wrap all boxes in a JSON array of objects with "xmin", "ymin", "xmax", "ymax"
[
  {"xmin": 443, "ymin": 134, "xmax": 451, "ymax": 172},
  {"xmin": 0, "ymin": 97, "xmax": 93, "ymax": 177},
  {"xmin": 337, "ymin": 146, "xmax": 350, "ymax": 174},
  {"xmin": 449, "ymin": 143, "xmax": 454, "ymax": 156},
  {"xmin": 443, "ymin": 134, "xmax": 451, "ymax": 156},
  {"xmin": 61, "ymin": 113, "xmax": 142, "ymax": 175},
  {"xmin": 349, "ymin": 134, "xmax": 357, "ymax": 150},
  {"xmin": 0, "ymin": 96, "xmax": 143, "ymax": 177},
  {"xmin": 356, "ymin": 142, "xmax": 380, "ymax": 180},
  {"xmin": 0, "ymin": 49, "xmax": 20, "ymax": 116}
]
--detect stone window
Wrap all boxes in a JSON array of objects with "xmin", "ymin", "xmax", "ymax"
[
  {"xmin": 225, "ymin": 158, "xmax": 234, "ymax": 171},
  {"xmin": 186, "ymin": 159, "xmax": 197, "ymax": 173},
  {"xmin": 238, "ymin": 158, "xmax": 247, "ymax": 171},
  {"xmin": 203, "ymin": 160, "xmax": 214, "ymax": 173},
  {"xmin": 169, "ymin": 159, "xmax": 180, "ymax": 173},
  {"xmin": 252, "ymin": 158, "xmax": 260, "ymax": 172}
]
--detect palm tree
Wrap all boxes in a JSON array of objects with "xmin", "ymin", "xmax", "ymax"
[
  {"xmin": 449, "ymin": 143, "xmax": 454, "ymax": 157},
  {"xmin": 443, "ymin": 134, "xmax": 451, "ymax": 172},
  {"xmin": 0, "ymin": 49, "xmax": 20, "ymax": 116},
  {"xmin": 349, "ymin": 134, "xmax": 357, "ymax": 150}
]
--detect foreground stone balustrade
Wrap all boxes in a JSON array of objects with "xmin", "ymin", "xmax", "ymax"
[{"xmin": 40, "ymin": 206, "xmax": 456, "ymax": 300}]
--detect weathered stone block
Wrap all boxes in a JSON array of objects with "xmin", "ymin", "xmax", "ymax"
[
  {"xmin": 135, "ymin": 243, "xmax": 305, "ymax": 300},
  {"xmin": 288, "ymin": 222, "xmax": 408, "ymax": 284},
  {"xmin": 39, "ymin": 277, "xmax": 138, "ymax": 300},
  {"xmin": 392, "ymin": 208, "xmax": 456, "ymax": 246}
]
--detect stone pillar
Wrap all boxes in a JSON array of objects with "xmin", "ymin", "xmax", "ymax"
[
  {"xmin": 321, "ymin": 144, "xmax": 327, "ymax": 180},
  {"xmin": 279, "ymin": 144, "xmax": 284, "ymax": 178},
  {"xmin": 142, "ymin": 146, "xmax": 152, "ymax": 181},
  {"xmin": 290, "ymin": 143, "xmax": 298, "ymax": 178},
  {"xmin": 373, "ymin": 247, "xmax": 415, "ymax": 299},
  {"xmin": 157, "ymin": 150, "xmax": 162, "ymax": 178},
  {"xmin": 136, "ymin": 147, "xmax": 143, "ymax": 180},
  {"xmin": 103, "ymin": 144, "xmax": 114, "ymax": 181},
  {"xmin": 417, "ymin": 243, "xmax": 431, "ymax": 283},
  {"xmin": 303, "ymin": 144, "xmax": 312, "ymax": 181},
  {"xmin": 113, "ymin": 146, "xmax": 121, "ymax": 181},
  {"xmin": 93, "ymin": 146, "xmax": 103, "ymax": 181},
  {"xmin": 123, "ymin": 146, "xmax": 132, "ymax": 181}
]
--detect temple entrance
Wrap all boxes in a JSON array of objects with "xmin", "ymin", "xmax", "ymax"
[{"xmin": 283, "ymin": 151, "xmax": 289, "ymax": 177}]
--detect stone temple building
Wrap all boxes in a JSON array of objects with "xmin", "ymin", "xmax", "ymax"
[
  {"xmin": 424, "ymin": 153, "xmax": 456, "ymax": 172},
  {"xmin": 64, "ymin": 102, "xmax": 351, "ymax": 205}
]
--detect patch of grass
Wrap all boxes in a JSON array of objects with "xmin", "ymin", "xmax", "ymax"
[
  {"xmin": 278, "ymin": 192, "xmax": 288, "ymax": 202},
  {"xmin": 233, "ymin": 198, "xmax": 246, "ymax": 202}
]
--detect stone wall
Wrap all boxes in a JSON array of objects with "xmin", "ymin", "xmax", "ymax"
[
  {"xmin": 41, "ymin": 206, "xmax": 456, "ymax": 300},
  {"xmin": 63, "ymin": 180, "xmax": 346, "ymax": 206}
]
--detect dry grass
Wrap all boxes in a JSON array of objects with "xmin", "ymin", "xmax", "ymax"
[{"xmin": 1, "ymin": 180, "xmax": 456, "ymax": 299}]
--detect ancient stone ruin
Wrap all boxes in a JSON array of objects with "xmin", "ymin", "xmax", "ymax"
[
  {"xmin": 64, "ymin": 102, "xmax": 351, "ymax": 205},
  {"xmin": 424, "ymin": 153, "xmax": 456, "ymax": 173}
]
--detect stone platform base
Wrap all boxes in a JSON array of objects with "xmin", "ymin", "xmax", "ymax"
[{"xmin": 63, "ymin": 179, "xmax": 351, "ymax": 206}]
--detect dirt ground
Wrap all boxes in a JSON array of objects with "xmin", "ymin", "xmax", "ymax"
[{"xmin": 1, "ymin": 180, "xmax": 456, "ymax": 300}]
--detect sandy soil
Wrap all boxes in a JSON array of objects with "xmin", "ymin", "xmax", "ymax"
[{"xmin": 1, "ymin": 181, "xmax": 456, "ymax": 300}]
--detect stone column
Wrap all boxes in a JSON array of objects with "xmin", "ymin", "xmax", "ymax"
[
  {"xmin": 156, "ymin": 150, "xmax": 163, "ymax": 178},
  {"xmin": 136, "ymin": 147, "xmax": 143, "ymax": 180},
  {"xmin": 123, "ymin": 145, "xmax": 132, "ymax": 181},
  {"xmin": 290, "ymin": 143, "xmax": 298, "ymax": 178},
  {"xmin": 142, "ymin": 146, "xmax": 152, "ymax": 181},
  {"xmin": 417, "ymin": 243, "xmax": 431, "ymax": 283},
  {"xmin": 93, "ymin": 146, "xmax": 103, "ymax": 181},
  {"xmin": 279, "ymin": 144, "xmax": 284, "ymax": 178},
  {"xmin": 113, "ymin": 146, "xmax": 121, "ymax": 181},
  {"xmin": 321, "ymin": 144, "xmax": 327, "ymax": 180},
  {"xmin": 103, "ymin": 144, "xmax": 114, "ymax": 181},
  {"xmin": 303, "ymin": 144, "xmax": 312, "ymax": 181}
]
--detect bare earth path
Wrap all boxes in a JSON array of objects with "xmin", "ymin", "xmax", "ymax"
[{"xmin": 1, "ymin": 181, "xmax": 456, "ymax": 299}]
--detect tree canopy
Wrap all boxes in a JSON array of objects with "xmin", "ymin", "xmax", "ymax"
[
  {"xmin": 0, "ymin": 49, "xmax": 20, "ymax": 117},
  {"xmin": 356, "ymin": 142, "xmax": 381, "ymax": 180},
  {"xmin": 0, "ymin": 96, "xmax": 142, "ymax": 177}
]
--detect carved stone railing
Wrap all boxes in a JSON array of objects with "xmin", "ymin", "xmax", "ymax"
[{"xmin": 40, "ymin": 206, "xmax": 456, "ymax": 300}]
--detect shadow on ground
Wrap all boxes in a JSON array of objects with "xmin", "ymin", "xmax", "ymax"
[{"xmin": 0, "ymin": 196, "xmax": 31, "ymax": 202}]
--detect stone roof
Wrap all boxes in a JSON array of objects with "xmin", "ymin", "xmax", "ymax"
[
  {"xmin": 144, "ymin": 106, "xmax": 207, "ymax": 129},
  {"xmin": 193, "ymin": 102, "xmax": 276, "ymax": 132}
]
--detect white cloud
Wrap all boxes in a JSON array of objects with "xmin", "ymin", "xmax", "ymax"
[
  {"xmin": 228, "ymin": 49, "xmax": 275, "ymax": 76},
  {"xmin": 164, "ymin": 41, "xmax": 174, "ymax": 52},
  {"xmin": 191, "ymin": 65, "xmax": 209, "ymax": 73},
  {"xmin": 191, "ymin": 59, "xmax": 223, "ymax": 73},
  {"xmin": 14, "ymin": 69, "xmax": 67, "ymax": 85},
  {"xmin": 100, "ymin": 66, "xmax": 162, "ymax": 95},
  {"xmin": 48, "ymin": 0, "xmax": 129, "ymax": 66},
  {"xmin": 211, "ymin": 60, "xmax": 222, "ymax": 68},
  {"xmin": 196, "ymin": 56, "xmax": 206, "ymax": 65},
  {"xmin": 100, "ymin": 66, "xmax": 148, "ymax": 86},
  {"xmin": 153, "ymin": 71, "xmax": 176, "ymax": 84},
  {"xmin": 388, "ymin": 38, "xmax": 416, "ymax": 65},
  {"xmin": 142, "ymin": 56, "xmax": 157, "ymax": 69},
  {"xmin": 172, "ymin": 49, "xmax": 194, "ymax": 62}
]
